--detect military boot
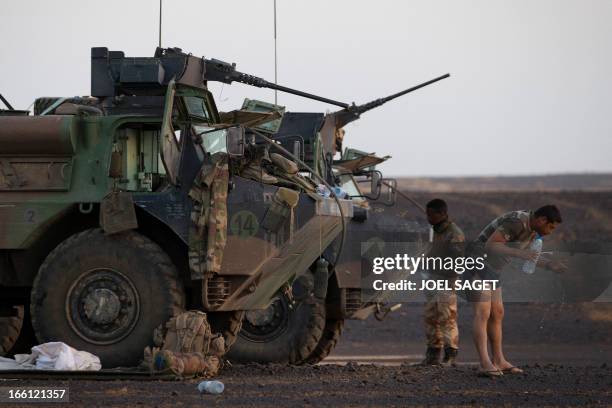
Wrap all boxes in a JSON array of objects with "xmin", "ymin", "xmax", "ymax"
[
  {"xmin": 241, "ymin": 145, "xmax": 278, "ymax": 184},
  {"xmin": 270, "ymin": 153, "xmax": 298, "ymax": 175},
  {"xmin": 442, "ymin": 347, "xmax": 458, "ymax": 367},
  {"xmin": 420, "ymin": 347, "xmax": 442, "ymax": 366},
  {"xmin": 241, "ymin": 161, "xmax": 278, "ymax": 184}
]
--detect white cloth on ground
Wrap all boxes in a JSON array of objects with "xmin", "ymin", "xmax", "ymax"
[{"xmin": 0, "ymin": 342, "xmax": 101, "ymax": 371}]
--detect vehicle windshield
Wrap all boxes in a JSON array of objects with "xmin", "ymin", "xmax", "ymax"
[{"xmin": 193, "ymin": 125, "xmax": 227, "ymax": 155}]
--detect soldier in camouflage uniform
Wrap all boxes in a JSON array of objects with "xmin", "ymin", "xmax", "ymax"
[{"xmin": 421, "ymin": 199, "xmax": 465, "ymax": 366}]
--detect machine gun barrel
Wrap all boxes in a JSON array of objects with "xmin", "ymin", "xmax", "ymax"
[
  {"xmin": 204, "ymin": 58, "xmax": 350, "ymax": 109},
  {"xmin": 351, "ymin": 73, "xmax": 450, "ymax": 115},
  {"xmin": 267, "ymin": 82, "xmax": 349, "ymax": 109},
  {"xmin": 329, "ymin": 73, "xmax": 450, "ymax": 128}
]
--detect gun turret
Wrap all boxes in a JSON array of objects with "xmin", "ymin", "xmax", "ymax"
[
  {"xmin": 91, "ymin": 46, "xmax": 350, "ymax": 109},
  {"xmin": 90, "ymin": 46, "xmax": 449, "ymax": 120},
  {"xmin": 332, "ymin": 73, "xmax": 450, "ymax": 128},
  {"xmin": 203, "ymin": 58, "xmax": 350, "ymax": 109}
]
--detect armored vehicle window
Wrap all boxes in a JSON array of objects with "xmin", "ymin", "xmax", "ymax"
[
  {"xmin": 183, "ymin": 97, "xmax": 210, "ymax": 121},
  {"xmin": 193, "ymin": 125, "xmax": 227, "ymax": 155}
]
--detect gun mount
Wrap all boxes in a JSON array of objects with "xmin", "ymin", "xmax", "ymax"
[{"xmin": 91, "ymin": 47, "xmax": 348, "ymax": 108}]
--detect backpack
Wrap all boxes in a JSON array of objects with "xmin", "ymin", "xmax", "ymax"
[{"xmin": 145, "ymin": 310, "xmax": 226, "ymax": 377}]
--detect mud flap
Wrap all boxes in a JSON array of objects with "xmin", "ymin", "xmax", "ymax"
[
  {"xmin": 99, "ymin": 191, "xmax": 138, "ymax": 234},
  {"xmin": 261, "ymin": 187, "xmax": 299, "ymax": 235}
]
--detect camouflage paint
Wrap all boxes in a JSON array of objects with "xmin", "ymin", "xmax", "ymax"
[{"xmin": 0, "ymin": 114, "xmax": 163, "ymax": 248}]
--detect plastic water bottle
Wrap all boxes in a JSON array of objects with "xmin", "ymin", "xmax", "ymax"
[
  {"xmin": 197, "ymin": 380, "xmax": 224, "ymax": 395},
  {"xmin": 522, "ymin": 236, "xmax": 543, "ymax": 274},
  {"xmin": 332, "ymin": 186, "xmax": 348, "ymax": 199},
  {"xmin": 316, "ymin": 184, "xmax": 331, "ymax": 198}
]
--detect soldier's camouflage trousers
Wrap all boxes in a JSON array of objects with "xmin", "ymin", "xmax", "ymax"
[{"xmin": 424, "ymin": 288, "xmax": 459, "ymax": 349}]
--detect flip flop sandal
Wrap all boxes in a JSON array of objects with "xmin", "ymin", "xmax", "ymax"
[
  {"xmin": 478, "ymin": 369, "xmax": 503, "ymax": 377},
  {"xmin": 501, "ymin": 366, "xmax": 524, "ymax": 374}
]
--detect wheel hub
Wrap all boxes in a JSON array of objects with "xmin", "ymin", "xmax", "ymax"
[
  {"xmin": 66, "ymin": 268, "xmax": 140, "ymax": 345},
  {"xmin": 83, "ymin": 288, "xmax": 121, "ymax": 325},
  {"xmin": 241, "ymin": 296, "xmax": 290, "ymax": 342},
  {"xmin": 245, "ymin": 305, "xmax": 276, "ymax": 327}
]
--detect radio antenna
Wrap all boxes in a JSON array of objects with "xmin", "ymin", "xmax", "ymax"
[
  {"xmin": 273, "ymin": 0, "xmax": 278, "ymax": 105},
  {"xmin": 158, "ymin": 0, "xmax": 163, "ymax": 48}
]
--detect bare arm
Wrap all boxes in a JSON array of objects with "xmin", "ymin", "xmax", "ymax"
[{"xmin": 485, "ymin": 230, "xmax": 538, "ymax": 261}]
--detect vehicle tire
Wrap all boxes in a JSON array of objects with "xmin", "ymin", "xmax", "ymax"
[
  {"xmin": 226, "ymin": 290, "xmax": 326, "ymax": 364},
  {"xmin": 0, "ymin": 306, "xmax": 24, "ymax": 357},
  {"xmin": 30, "ymin": 229, "xmax": 185, "ymax": 368},
  {"xmin": 302, "ymin": 318, "xmax": 344, "ymax": 364},
  {"xmin": 206, "ymin": 311, "xmax": 245, "ymax": 352}
]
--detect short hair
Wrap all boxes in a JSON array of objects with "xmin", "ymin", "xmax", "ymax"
[
  {"xmin": 534, "ymin": 205, "xmax": 562, "ymax": 223},
  {"xmin": 426, "ymin": 198, "xmax": 447, "ymax": 214}
]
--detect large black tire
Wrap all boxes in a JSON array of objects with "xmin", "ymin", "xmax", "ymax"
[
  {"xmin": 0, "ymin": 306, "xmax": 24, "ymax": 357},
  {"xmin": 207, "ymin": 311, "xmax": 245, "ymax": 352},
  {"xmin": 31, "ymin": 229, "xmax": 185, "ymax": 368},
  {"xmin": 302, "ymin": 318, "xmax": 344, "ymax": 364},
  {"xmin": 226, "ymin": 291, "xmax": 326, "ymax": 364}
]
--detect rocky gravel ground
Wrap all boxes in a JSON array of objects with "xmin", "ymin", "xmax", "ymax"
[{"xmin": 6, "ymin": 363, "xmax": 612, "ymax": 407}]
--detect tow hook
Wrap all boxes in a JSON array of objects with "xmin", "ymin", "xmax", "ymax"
[{"xmin": 374, "ymin": 303, "xmax": 402, "ymax": 321}]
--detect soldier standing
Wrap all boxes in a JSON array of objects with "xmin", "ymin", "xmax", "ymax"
[{"xmin": 421, "ymin": 199, "xmax": 465, "ymax": 366}]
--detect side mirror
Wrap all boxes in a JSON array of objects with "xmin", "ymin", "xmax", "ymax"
[
  {"xmin": 380, "ymin": 178, "xmax": 397, "ymax": 206},
  {"xmin": 226, "ymin": 126, "xmax": 245, "ymax": 157},
  {"xmin": 293, "ymin": 140, "xmax": 301, "ymax": 160},
  {"xmin": 369, "ymin": 171, "xmax": 382, "ymax": 199},
  {"xmin": 272, "ymin": 135, "xmax": 305, "ymax": 162}
]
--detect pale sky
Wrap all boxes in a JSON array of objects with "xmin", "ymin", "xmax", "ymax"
[{"xmin": 2, "ymin": 0, "xmax": 611, "ymax": 177}]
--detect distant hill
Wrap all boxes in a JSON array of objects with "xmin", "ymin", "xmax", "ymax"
[{"xmin": 395, "ymin": 173, "xmax": 612, "ymax": 192}]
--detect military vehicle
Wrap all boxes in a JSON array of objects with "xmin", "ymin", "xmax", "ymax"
[
  {"xmin": 0, "ymin": 47, "xmax": 357, "ymax": 367},
  {"xmin": 226, "ymin": 75, "xmax": 450, "ymax": 364}
]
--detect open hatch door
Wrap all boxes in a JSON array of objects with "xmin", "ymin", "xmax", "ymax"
[
  {"xmin": 160, "ymin": 79, "xmax": 181, "ymax": 185},
  {"xmin": 218, "ymin": 110, "xmax": 281, "ymax": 128},
  {"xmin": 334, "ymin": 148, "xmax": 390, "ymax": 174}
]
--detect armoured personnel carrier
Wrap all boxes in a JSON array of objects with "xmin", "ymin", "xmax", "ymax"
[
  {"xmin": 0, "ymin": 47, "xmax": 354, "ymax": 367},
  {"xmin": 226, "ymin": 74, "xmax": 450, "ymax": 364}
]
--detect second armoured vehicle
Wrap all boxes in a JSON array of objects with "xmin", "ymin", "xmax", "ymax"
[{"xmin": 226, "ymin": 75, "xmax": 450, "ymax": 364}]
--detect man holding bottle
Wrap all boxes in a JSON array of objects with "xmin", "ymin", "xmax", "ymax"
[{"xmin": 469, "ymin": 205, "xmax": 567, "ymax": 377}]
